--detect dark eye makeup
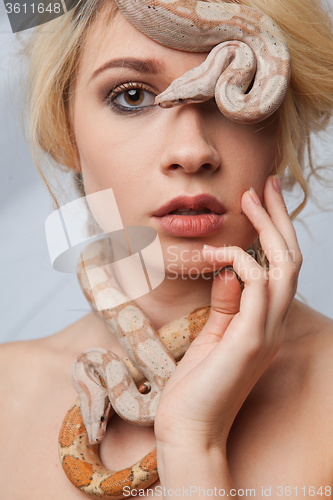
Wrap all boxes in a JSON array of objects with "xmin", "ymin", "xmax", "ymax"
[{"xmin": 104, "ymin": 81, "xmax": 157, "ymax": 114}]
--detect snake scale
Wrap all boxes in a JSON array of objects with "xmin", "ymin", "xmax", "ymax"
[
  {"xmin": 59, "ymin": 0, "xmax": 291, "ymax": 497},
  {"xmin": 59, "ymin": 238, "xmax": 210, "ymax": 498},
  {"xmin": 114, "ymin": 0, "xmax": 291, "ymax": 123}
]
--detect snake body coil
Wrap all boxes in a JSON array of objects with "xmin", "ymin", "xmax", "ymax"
[
  {"xmin": 59, "ymin": 239, "xmax": 210, "ymax": 498},
  {"xmin": 59, "ymin": 1, "xmax": 291, "ymax": 496},
  {"xmin": 115, "ymin": 0, "xmax": 291, "ymax": 123}
]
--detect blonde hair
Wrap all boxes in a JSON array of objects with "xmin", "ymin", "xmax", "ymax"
[{"xmin": 22, "ymin": 0, "xmax": 333, "ymax": 267}]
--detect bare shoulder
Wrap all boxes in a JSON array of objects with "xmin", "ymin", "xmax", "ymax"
[
  {"xmin": 283, "ymin": 298, "xmax": 333, "ymax": 369},
  {"xmin": 0, "ymin": 332, "xmax": 71, "ymax": 384},
  {"xmin": 0, "ymin": 316, "xmax": 95, "ymax": 433},
  {"xmin": 278, "ymin": 299, "xmax": 333, "ymax": 423},
  {"xmin": 0, "ymin": 311, "xmax": 116, "ymax": 415},
  {"xmin": 304, "ymin": 307, "xmax": 333, "ymax": 382},
  {"xmin": 0, "ymin": 339, "xmax": 50, "ymax": 440},
  {"xmin": 0, "ymin": 336, "xmax": 70, "ymax": 407},
  {"xmin": 286, "ymin": 298, "xmax": 333, "ymax": 343},
  {"xmin": 0, "ymin": 338, "xmax": 44, "ymax": 392},
  {"xmin": 249, "ymin": 298, "xmax": 333, "ymax": 410}
]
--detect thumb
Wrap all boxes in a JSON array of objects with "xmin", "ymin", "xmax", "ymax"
[{"xmin": 202, "ymin": 266, "xmax": 242, "ymax": 339}]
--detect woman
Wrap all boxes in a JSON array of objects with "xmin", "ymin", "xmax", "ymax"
[{"xmin": 1, "ymin": 0, "xmax": 333, "ymax": 498}]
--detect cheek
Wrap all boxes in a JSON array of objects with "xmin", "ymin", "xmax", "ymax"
[
  {"xmin": 73, "ymin": 100, "xmax": 163, "ymax": 227},
  {"xmin": 220, "ymin": 121, "xmax": 280, "ymax": 199},
  {"xmin": 236, "ymin": 131, "xmax": 278, "ymax": 172},
  {"xmin": 74, "ymin": 102, "xmax": 143, "ymax": 195},
  {"xmin": 210, "ymin": 120, "xmax": 280, "ymax": 250}
]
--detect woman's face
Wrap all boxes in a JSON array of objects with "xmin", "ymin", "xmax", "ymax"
[{"xmin": 73, "ymin": 10, "xmax": 281, "ymax": 274}]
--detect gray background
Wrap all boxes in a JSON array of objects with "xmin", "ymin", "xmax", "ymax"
[{"xmin": 1, "ymin": 3, "xmax": 332, "ymax": 344}]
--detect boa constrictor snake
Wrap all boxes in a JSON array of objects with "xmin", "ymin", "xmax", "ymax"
[
  {"xmin": 59, "ymin": 0, "xmax": 291, "ymax": 497},
  {"xmin": 59, "ymin": 239, "xmax": 211, "ymax": 498},
  {"xmin": 115, "ymin": 0, "xmax": 291, "ymax": 123}
]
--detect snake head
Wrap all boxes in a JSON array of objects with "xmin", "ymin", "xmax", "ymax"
[
  {"xmin": 155, "ymin": 95, "xmax": 208, "ymax": 108},
  {"xmin": 71, "ymin": 351, "xmax": 113, "ymax": 444},
  {"xmin": 84, "ymin": 397, "xmax": 112, "ymax": 444},
  {"xmin": 154, "ymin": 54, "xmax": 217, "ymax": 109}
]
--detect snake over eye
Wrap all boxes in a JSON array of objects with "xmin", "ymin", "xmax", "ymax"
[{"xmin": 114, "ymin": 0, "xmax": 291, "ymax": 123}]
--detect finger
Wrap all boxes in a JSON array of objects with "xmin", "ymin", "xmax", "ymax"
[
  {"xmin": 263, "ymin": 176, "xmax": 302, "ymax": 326},
  {"xmin": 241, "ymin": 186, "xmax": 300, "ymax": 331},
  {"xmin": 202, "ymin": 245, "xmax": 269, "ymax": 345},
  {"xmin": 263, "ymin": 175, "xmax": 303, "ymax": 269},
  {"xmin": 196, "ymin": 266, "xmax": 241, "ymax": 344}
]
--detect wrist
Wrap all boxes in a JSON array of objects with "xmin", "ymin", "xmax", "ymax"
[
  {"xmin": 155, "ymin": 421, "xmax": 229, "ymax": 453},
  {"xmin": 156, "ymin": 441, "xmax": 228, "ymax": 475},
  {"xmin": 156, "ymin": 439, "xmax": 227, "ymax": 465},
  {"xmin": 156, "ymin": 443, "xmax": 234, "ymax": 499}
]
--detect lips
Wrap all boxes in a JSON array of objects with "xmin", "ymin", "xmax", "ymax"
[
  {"xmin": 153, "ymin": 194, "xmax": 225, "ymax": 217},
  {"xmin": 153, "ymin": 194, "xmax": 226, "ymax": 237}
]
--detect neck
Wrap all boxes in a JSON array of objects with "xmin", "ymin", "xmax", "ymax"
[{"xmin": 130, "ymin": 271, "xmax": 214, "ymax": 331}]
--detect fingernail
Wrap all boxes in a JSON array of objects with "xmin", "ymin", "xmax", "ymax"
[
  {"xmin": 203, "ymin": 244, "xmax": 217, "ymax": 250},
  {"xmin": 203, "ymin": 245, "xmax": 217, "ymax": 257},
  {"xmin": 249, "ymin": 187, "xmax": 262, "ymax": 206},
  {"xmin": 272, "ymin": 175, "xmax": 281, "ymax": 194}
]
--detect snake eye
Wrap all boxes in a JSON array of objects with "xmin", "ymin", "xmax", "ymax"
[{"xmin": 138, "ymin": 382, "xmax": 151, "ymax": 394}]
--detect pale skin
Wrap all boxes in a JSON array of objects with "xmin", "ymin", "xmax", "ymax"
[{"xmin": 1, "ymin": 9, "xmax": 333, "ymax": 500}]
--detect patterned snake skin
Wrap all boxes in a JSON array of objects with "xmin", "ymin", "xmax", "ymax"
[
  {"xmin": 114, "ymin": 0, "xmax": 291, "ymax": 123},
  {"xmin": 59, "ymin": 0, "xmax": 291, "ymax": 496},
  {"xmin": 59, "ymin": 239, "xmax": 210, "ymax": 498}
]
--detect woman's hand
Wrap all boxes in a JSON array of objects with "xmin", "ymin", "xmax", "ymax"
[{"xmin": 154, "ymin": 174, "xmax": 303, "ymax": 451}]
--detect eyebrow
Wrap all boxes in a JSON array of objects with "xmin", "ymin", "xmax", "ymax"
[{"xmin": 90, "ymin": 57, "xmax": 164, "ymax": 82}]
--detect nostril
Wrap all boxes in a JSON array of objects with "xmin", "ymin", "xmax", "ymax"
[{"xmin": 169, "ymin": 162, "xmax": 215, "ymax": 172}]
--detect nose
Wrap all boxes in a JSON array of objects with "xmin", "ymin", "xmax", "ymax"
[{"xmin": 159, "ymin": 104, "xmax": 221, "ymax": 175}]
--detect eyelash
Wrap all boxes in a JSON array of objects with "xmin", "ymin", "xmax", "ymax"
[{"xmin": 104, "ymin": 82, "xmax": 156, "ymax": 114}]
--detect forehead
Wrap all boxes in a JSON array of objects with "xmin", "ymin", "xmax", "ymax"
[
  {"xmin": 87, "ymin": 10, "xmax": 159, "ymax": 58},
  {"xmin": 77, "ymin": 9, "xmax": 208, "ymax": 85}
]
